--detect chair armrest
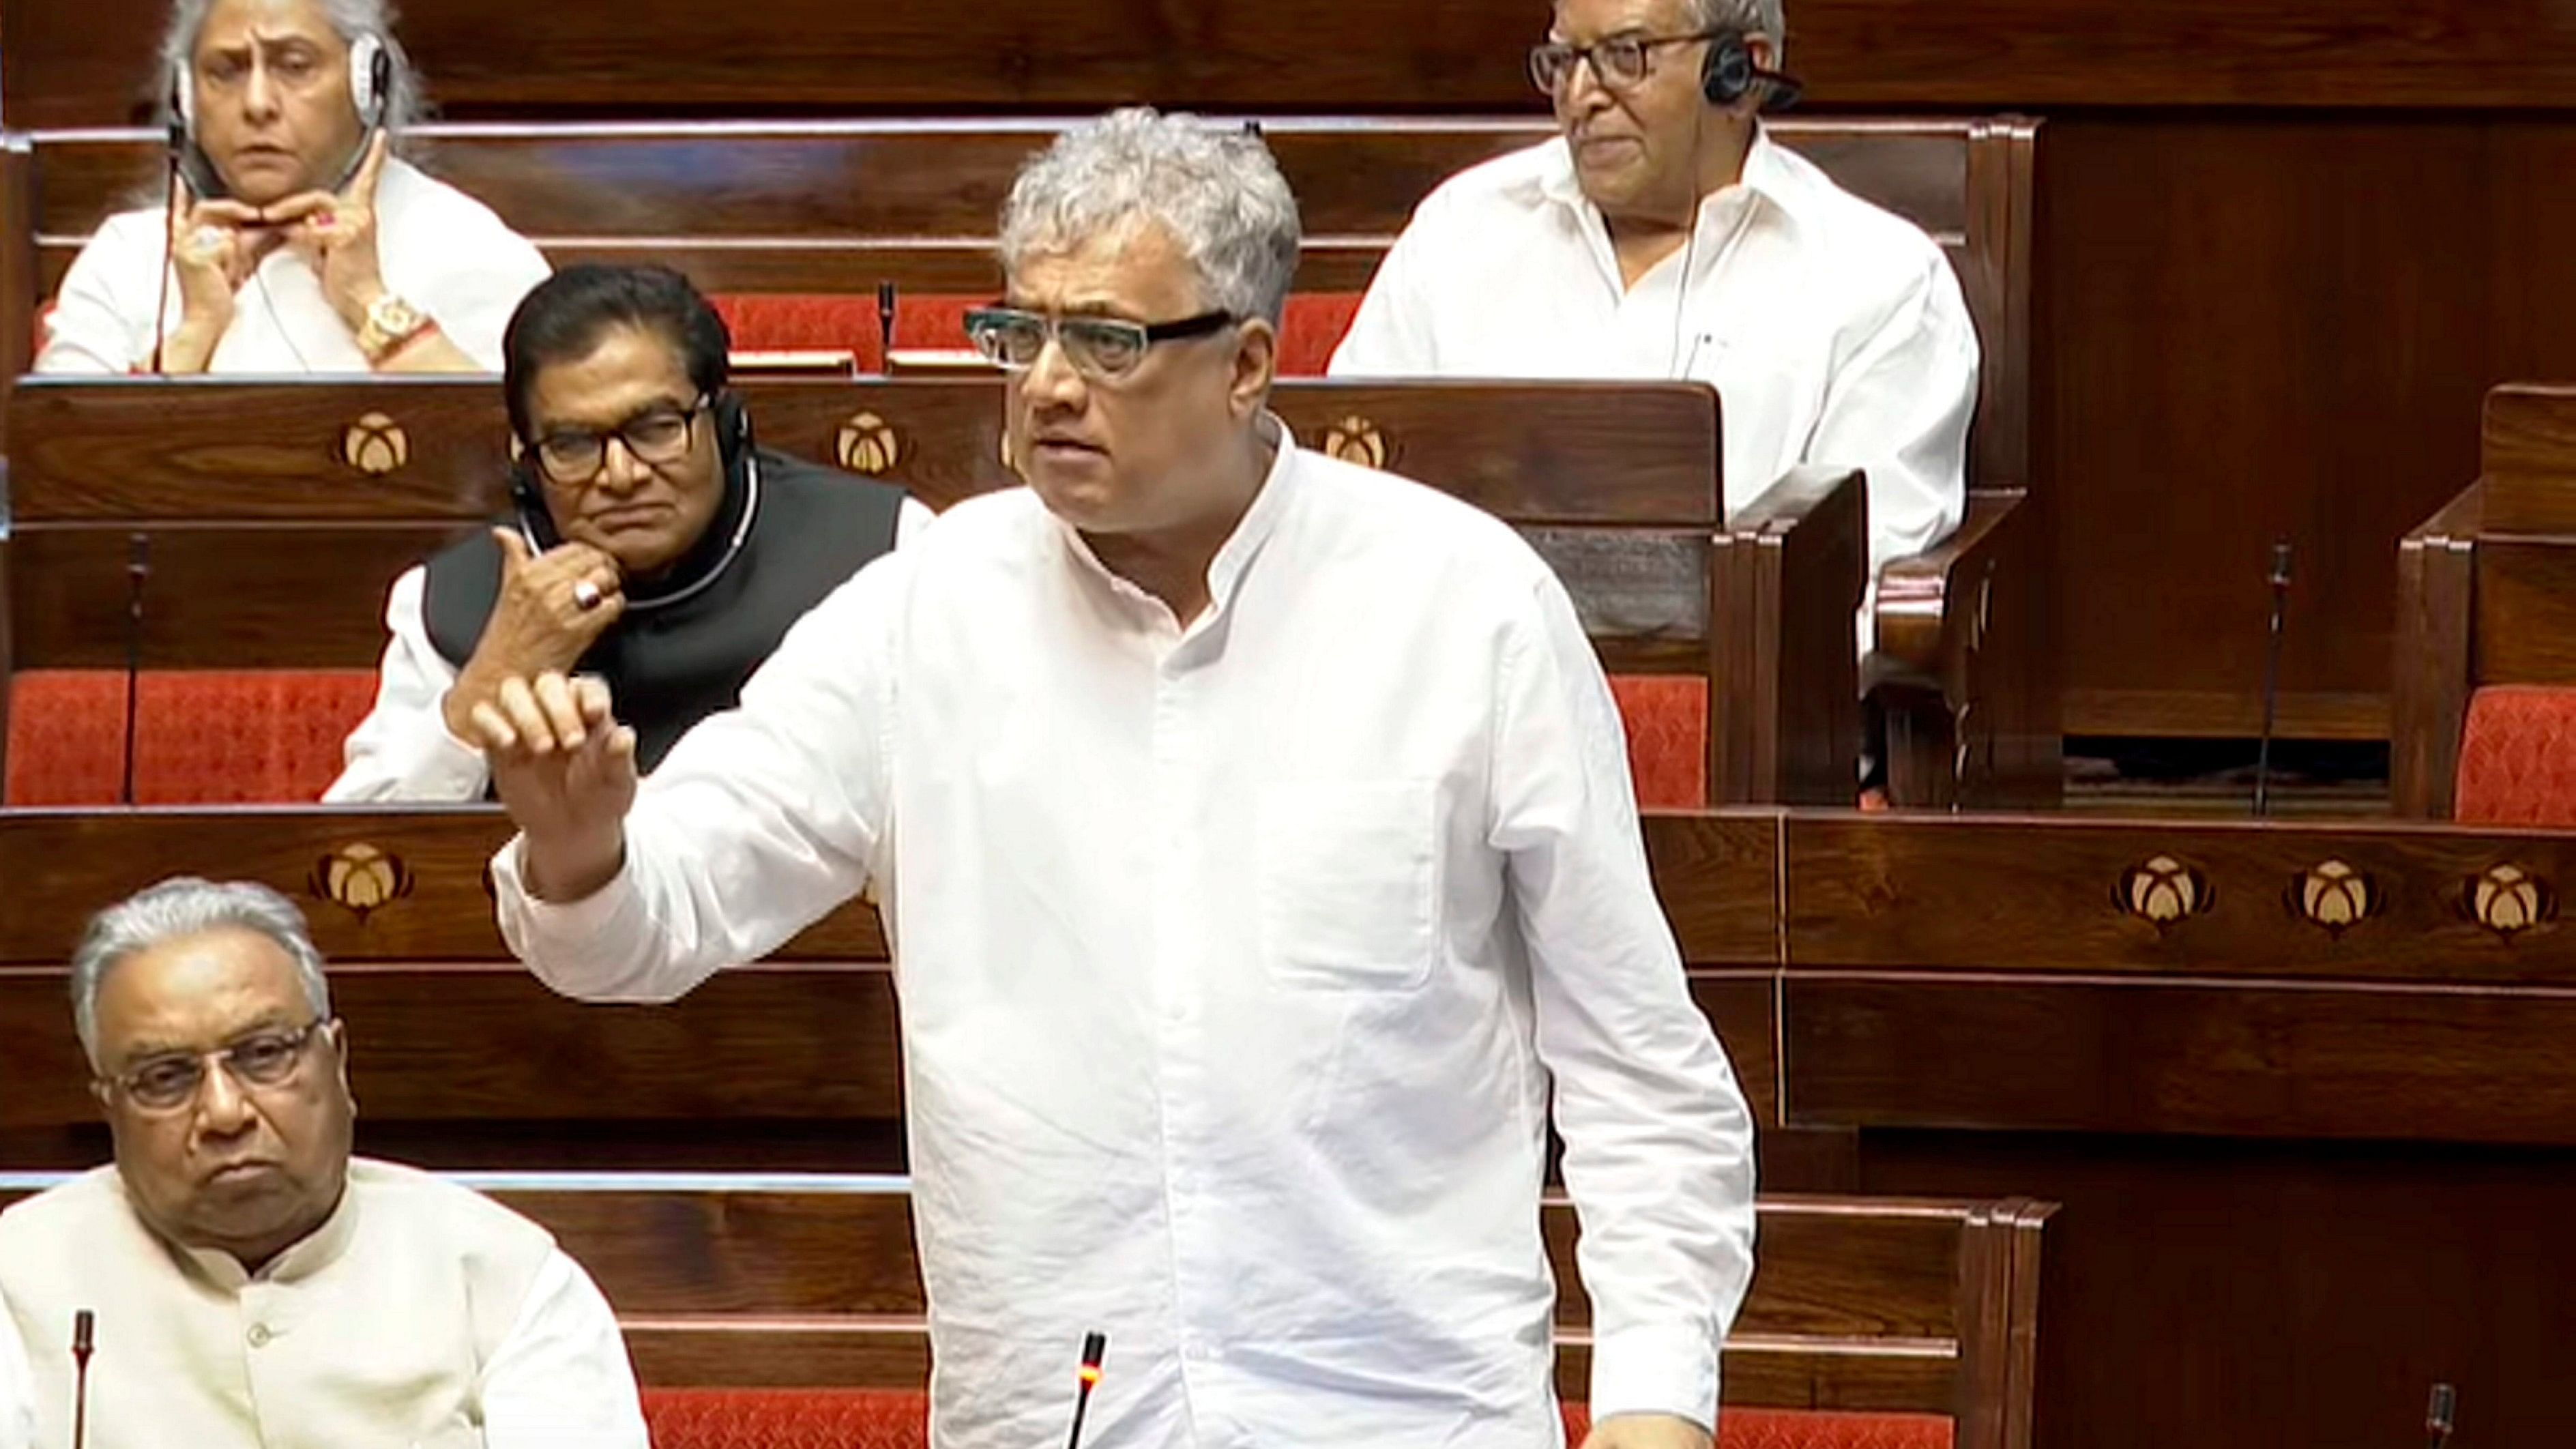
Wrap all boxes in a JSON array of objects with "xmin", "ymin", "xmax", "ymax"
[
  {"xmin": 1871, "ymin": 489, "xmax": 2023, "ymax": 689},
  {"xmin": 2390, "ymin": 477, "xmax": 2487, "ymax": 817},
  {"xmin": 1727, "ymin": 462, "xmax": 1867, "ymax": 534}
]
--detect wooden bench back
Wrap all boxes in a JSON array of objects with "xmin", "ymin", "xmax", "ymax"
[
  {"xmin": 6, "ymin": 115, "xmax": 2034, "ymax": 491},
  {"xmin": 0, "ymin": 1170, "xmax": 2049, "ymax": 1443}
]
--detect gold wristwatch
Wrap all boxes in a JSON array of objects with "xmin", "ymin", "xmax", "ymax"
[{"xmin": 357, "ymin": 293, "xmax": 430, "ymax": 364}]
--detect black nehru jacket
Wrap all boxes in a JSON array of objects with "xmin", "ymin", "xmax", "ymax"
[{"xmin": 422, "ymin": 440, "xmax": 905, "ymax": 772}]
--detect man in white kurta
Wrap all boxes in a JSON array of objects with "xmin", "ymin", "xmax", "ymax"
[
  {"xmin": 1330, "ymin": 0, "xmax": 1977, "ymax": 645},
  {"xmin": 0, "ymin": 877, "xmax": 646, "ymax": 1449},
  {"xmin": 479, "ymin": 110, "xmax": 1753, "ymax": 1449}
]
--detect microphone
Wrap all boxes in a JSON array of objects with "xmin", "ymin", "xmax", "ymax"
[
  {"xmin": 1062, "ymin": 1330, "xmax": 1106, "ymax": 1449},
  {"xmin": 2425, "ymin": 1382, "xmax": 2455, "ymax": 1449},
  {"xmin": 70, "ymin": 1309, "xmax": 94, "ymax": 1449},
  {"xmin": 120, "ymin": 533, "xmax": 151, "ymax": 806},
  {"xmin": 876, "ymin": 281, "xmax": 897, "ymax": 376},
  {"xmin": 2253, "ymin": 540, "xmax": 2292, "ymax": 817}
]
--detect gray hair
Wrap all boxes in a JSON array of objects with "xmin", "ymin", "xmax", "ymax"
[
  {"xmin": 156, "ymin": 0, "xmax": 430, "ymax": 136},
  {"xmin": 999, "ymin": 108, "xmax": 1302, "ymax": 325},
  {"xmin": 70, "ymin": 878, "xmax": 333, "ymax": 1070},
  {"xmin": 1688, "ymin": 0, "xmax": 1785, "ymax": 40}
]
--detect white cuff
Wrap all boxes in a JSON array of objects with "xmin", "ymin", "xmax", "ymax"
[
  {"xmin": 492, "ymin": 836, "xmax": 640, "ymax": 946},
  {"xmin": 1586, "ymin": 1320, "xmax": 1719, "ymax": 1431},
  {"xmin": 421, "ymin": 716, "xmax": 495, "ymax": 796}
]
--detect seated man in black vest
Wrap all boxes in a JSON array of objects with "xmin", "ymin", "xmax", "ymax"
[{"xmin": 326, "ymin": 264, "xmax": 925, "ymax": 801}]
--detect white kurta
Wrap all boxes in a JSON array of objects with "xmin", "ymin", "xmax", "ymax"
[
  {"xmin": 0, "ymin": 1160, "xmax": 647, "ymax": 1449},
  {"xmin": 1331, "ymin": 129, "xmax": 1977, "ymax": 641},
  {"xmin": 36, "ymin": 158, "xmax": 551, "ymax": 375},
  {"xmin": 493, "ymin": 426, "xmax": 1757, "ymax": 1448},
  {"xmin": 325, "ymin": 497, "xmax": 938, "ymax": 804}
]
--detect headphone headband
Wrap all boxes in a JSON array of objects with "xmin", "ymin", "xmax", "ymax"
[{"xmin": 173, "ymin": 30, "xmax": 392, "ymax": 130}]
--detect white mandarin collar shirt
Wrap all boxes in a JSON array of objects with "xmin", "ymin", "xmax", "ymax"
[
  {"xmin": 1331, "ymin": 128, "xmax": 1978, "ymax": 620},
  {"xmin": 35, "ymin": 158, "xmax": 551, "ymax": 375},
  {"xmin": 494, "ymin": 422, "xmax": 1756, "ymax": 1448}
]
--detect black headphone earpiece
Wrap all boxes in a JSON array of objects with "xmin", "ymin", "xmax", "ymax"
[
  {"xmin": 1701, "ymin": 31, "xmax": 1805, "ymax": 110},
  {"xmin": 509, "ymin": 450, "xmax": 561, "ymax": 551}
]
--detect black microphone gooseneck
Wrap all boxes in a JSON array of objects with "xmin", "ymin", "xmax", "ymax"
[
  {"xmin": 2425, "ymin": 1382, "xmax": 2456, "ymax": 1449},
  {"xmin": 70, "ymin": 1308, "xmax": 95, "ymax": 1449},
  {"xmin": 877, "ymin": 281, "xmax": 898, "ymax": 375},
  {"xmin": 2253, "ymin": 540, "xmax": 2292, "ymax": 817},
  {"xmin": 1062, "ymin": 1330, "xmax": 1107, "ymax": 1449},
  {"xmin": 119, "ymin": 533, "xmax": 151, "ymax": 806}
]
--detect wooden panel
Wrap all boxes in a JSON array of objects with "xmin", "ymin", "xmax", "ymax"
[
  {"xmin": 1787, "ymin": 976, "xmax": 2576, "ymax": 1143},
  {"xmin": 2389, "ymin": 482, "xmax": 2482, "ymax": 819},
  {"xmin": 1644, "ymin": 811, "xmax": 1780, "ymax": 965},
  {"xmin": 28, "ymin": 0, "xmax": 2576, "ymax": 126},
  {"xmin": 1695, "ymin": 974, "xmax": 1781, "ymax": 1128},
  {"xmin": 7, "ymin": 526, "xmax": 467, "ymax": 669},
  {"xmin": 2473, "ymin": 540, "xmax": 2576, "ymax": 686},
  {"xmin": 0, "ymin": 963, "xmax": 903, "ymax": 1129},
  {"xmin": 1784, "ymin": 814, "xmax": 2576, "ymax": 982},
  {"xmin": 0, "ymin": 811, "xmax": 884, "ymax": 962}
]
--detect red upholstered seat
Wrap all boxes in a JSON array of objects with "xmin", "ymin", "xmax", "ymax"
[
  {"xmin": 708, "ymin": 293, "xmax": 1362, "ymax": 378},
  {"xmin": 638, "ymin": 1390, "xmax": 1951, "ymax": 1449},
  {"xmin": 4, "ymin": 669, "xmax": 379, "ymax": 806},
  {"xmin": 2455, "ymin": 684, "xmax": 2576, "ymax": 825},
  {"xmin": 1610, "ymin": 674, "xmax": 1708, "ymax": 809}
]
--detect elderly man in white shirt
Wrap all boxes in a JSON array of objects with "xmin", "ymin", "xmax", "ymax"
[
  {"xmin": 1331, "ymin": 0, "xmax": 1976, "ymax": 624},
  {"xmin": 473, "ymin": 108, "xmax": 1754, "ymax": 1449},
  {"xmin": 0, "ymin": 879, "xmax": 648, "ymax": 1449},
  {"xmin": 37, "ymin": 0, "xmax": 548, "ymax": 375}
]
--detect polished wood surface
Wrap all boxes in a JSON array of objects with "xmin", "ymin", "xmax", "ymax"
[
  {"xmin": 0, "ymin": 376, "xmax": 1874, "ymax": 804},
  {"xmin": 20, "ymin": 0, "xmax": 2576, "ymax": 125},
  {"xmin": 2392, "ymin": 383, "xmax": 2576, "ymax": 815}
]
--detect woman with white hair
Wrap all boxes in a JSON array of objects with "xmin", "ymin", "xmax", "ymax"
[{"xmin": 36, "ymin": 0, "xmax": 549, "ymax": 375}]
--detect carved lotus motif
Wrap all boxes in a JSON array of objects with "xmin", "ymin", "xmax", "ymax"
[
  {"xmin": 836, "ymin": 412, "xmax": 902, "ymax": 475},
  {"xmin": 2468, "ymin": 864, "xmax": 2556, "ymax": 941},
  {"xmin": 1319, "ymin": 415, "xmax": 1388, "ymax": 469},
  {"xmin": 309, "ymin": 844, "xmax": 414, "ymax": 924},
  {"xmin": 2116, "ymin": 855, "xmax": 2212, "ymax": 931},
  {"xmin": 2287, "ymin": 859, "xmax": 2377, "ymax": 939},
  {"xmin": 341, "ymin": 412, "xmax": 409, "ymax": 476}
]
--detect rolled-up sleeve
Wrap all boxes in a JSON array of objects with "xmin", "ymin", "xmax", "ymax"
[
  {"xmin": 1489, "ymin": 570, "xmax": 1757, "ymax": 1430},
  {"xmin": 492, "ymin": 551, "xmax": 908, "ymax": 1003}
]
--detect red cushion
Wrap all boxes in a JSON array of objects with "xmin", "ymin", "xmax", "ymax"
[
  {"xmin": 5, "ymin": 669, "xmax": 378, "ymax": 806},
  {"xmin": 1610, "ymin": 675, "xmax": 1708, "ymax": 809},
  {"xmin": 638, "ymin": 1389, "xmax": 1950, "ymax": 1449},
  {"xmin": 2456, "ymin": 684, "xmax": 2576, "ymax": 825},
  {"xmin": 707, "ymin": 292, "xmax": 1363, "ymax": 378}
]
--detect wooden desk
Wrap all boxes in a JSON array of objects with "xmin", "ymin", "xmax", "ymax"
[
  {"xmin": 0, "ymin": 376, "xmax": 1867, "ymax": 806},
  {"xmin": 3, "ymin": 805, "xmax": 2571, "ymax": 1446}
]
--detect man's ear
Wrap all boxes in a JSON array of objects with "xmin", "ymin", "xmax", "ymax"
[{"xmin": 1229, "ymin": 317, "xmax": 1279, "ymax": 420}]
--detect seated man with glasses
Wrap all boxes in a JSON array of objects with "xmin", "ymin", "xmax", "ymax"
[
  {"xmin": 327, "ymin": 263, "xmax": 926, "ymax": 801},
  {"xmin": 1330, "ymin": 0, "xmax": 1975, "ymax": 655},
  {"xmin": 0, "ymin": 877, "xmax": 648, "ymax": 1447}
]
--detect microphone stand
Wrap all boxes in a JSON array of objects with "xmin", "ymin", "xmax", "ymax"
[
  {"xmin": 1064, "ymin": 1330, "xmax": 1106, "ymax": 1449},
  {"xmin": 2253, "ymin": 540, "xmax": 2292, "ymax": 817},
  {"xmin": 120, "ymin": 533, "xmax": 149, "ymax": 806},
  {"xmin": 876, "ymin": 281, "xmax": 897, "ymax": 376},
  {"xmin": 2426, "ymin": 1382, "xmax": 2456, "ymax": 1449},
  {"xmin": 70, "ymin": 1308, "xmax": 94, "ymax": 1449}
]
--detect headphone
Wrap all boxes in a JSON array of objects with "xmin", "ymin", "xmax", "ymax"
[
  {"xmin": 512, "ymin": 392, "xmax": 755, "ymax": 553},
  {"xmin": 169, "ymin": 33, "xmax": 391, "ymax": 199},
  {"xmin": 1699, "ymin": 31, "xmax": 1804, "ymax": 110}
]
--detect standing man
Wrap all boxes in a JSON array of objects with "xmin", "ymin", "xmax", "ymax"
[
  {"xmin": 38, "ymin": 0, "xmax": 548, "ymax": 374},
  {"xmin": 1331, "ymin": 0, "xmax": 1974, "ymax": 628},
  {"xmin": 480, "ymin": 109, "xmax": 1753, "ymax": 1449}
]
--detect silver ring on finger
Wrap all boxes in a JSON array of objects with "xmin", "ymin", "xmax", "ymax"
[{"xmin": 571, "ymin": 579, "xmax": 604, "ymax": 612}]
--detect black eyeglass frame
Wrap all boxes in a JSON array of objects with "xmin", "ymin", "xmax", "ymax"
[
  {"xmin": 962, "ymin": 306, "xmax": 1240, "ymax": 381},
  {"xmin": 100, "ymin": 1018, "xmax": 337, "ymax": 1113},
  {"xmin": 1527, "ymin": 28, "xmax": 1723, "ymax": 93},
  {"xmin": 527, "ymin": 394, "xmax": 714, "ymax": 486}
]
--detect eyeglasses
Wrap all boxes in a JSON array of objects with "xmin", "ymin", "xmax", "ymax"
[
  {"xmin": 104, "ymin": 1019, "xmax": 332, "ymax": 1113},
  {"xmin": 529, "ymin": 396, "xmax": 711, "ymax": 485},
  {"xmin": 1529, "ymin": 29, "xmax": 1718, "ymax": 93},
  {"xmin": 962, "ymin": 306, "xmax": 1237, "ymax": 383}
]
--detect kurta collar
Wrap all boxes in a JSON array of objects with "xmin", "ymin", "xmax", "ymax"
[
  {"xmin": 158, "ymin": 1169, "xmax": 360, "ymax": 1293},
  {"xmin": 1055, "ymin": 411, "xmax": 1301, "ymax": 632}
]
